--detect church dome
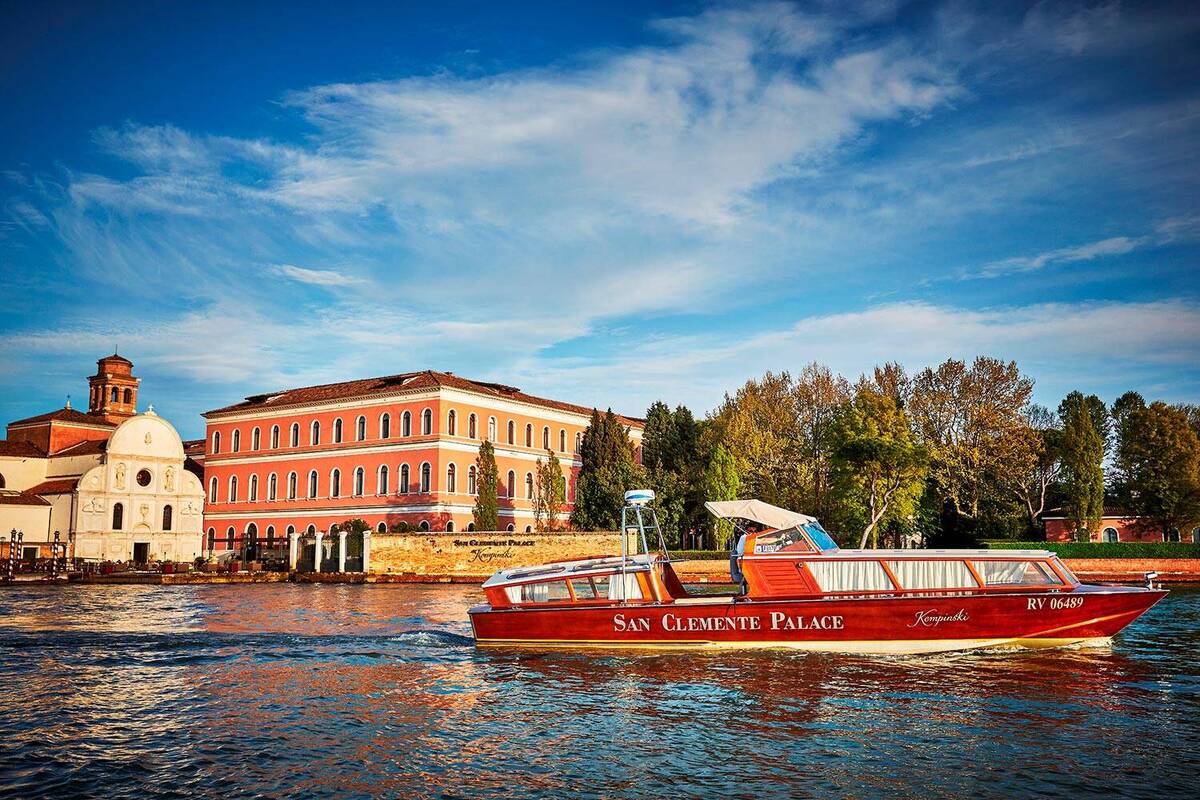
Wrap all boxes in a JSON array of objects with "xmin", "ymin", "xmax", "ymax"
[{"xmin": 105, "ymin": 409, "xmax": 185, "ymax": 460}]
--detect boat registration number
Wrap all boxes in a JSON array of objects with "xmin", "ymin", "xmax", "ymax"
[{"xmin": 1028, "ymin": 596, "xmax": 1084, "ymax": 610}]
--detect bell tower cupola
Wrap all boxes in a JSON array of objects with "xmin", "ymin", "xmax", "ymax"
[{"xmin": 88, "ymin": 353, "xmax": 140, "ymax": 424}]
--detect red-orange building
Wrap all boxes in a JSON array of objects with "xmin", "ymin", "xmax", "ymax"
[
  {"xmin": 1044, "ymin": 512, "xmax": 1199, "ymax": 543},
  {"xmin": 201, "ymin": 371, "xmax": 643, "ymax": 556}
]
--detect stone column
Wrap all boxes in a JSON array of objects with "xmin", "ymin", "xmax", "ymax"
[
  {"xmin": 287, "ymin": 531, "xmax": 299, "ymax": 571},
  {"xmin": 361, "ymin": 531, "xmax": 371, "ymax": 574},
  {"xmin": 313, "ymin": 530, "xmax": 324, "ymax": 573},
  {"xmin": 337, "ymin": 530, "xmax": 347, "ymax": 573}
]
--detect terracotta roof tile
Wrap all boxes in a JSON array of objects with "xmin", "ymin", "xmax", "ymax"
[
  {"xmin": 26, "ymin": 478, "xmax": 79, "ymax": 495},
  {"xmin": 0, "ymin": 440, "xmax": 46, "ymax": 458},
  {"xmin": 8, "ymin": 407, "xmax": 116, "ymax": 428},
  {"xmin": 0, "ymin": 490, "xmax": 51, "ymax": 507},
  {"xmin": 49, "ymin": 439, "xmax": 107, "ymax": 458},
  {"xmin": 205, "ymin": 370, "xmax": 644, "ymax": 426}
]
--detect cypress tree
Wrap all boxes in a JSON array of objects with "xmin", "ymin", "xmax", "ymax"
[
  {"xmin": 703, "ymin": 444, "xmax": 740, "ymax": 549},
  {"xmin": 571, "ymin": 409, "xmax": 643, "ymax": 530},
  {"xmin": 473, "ymin": 439, "xmax": 500, "ymax": 531},
  {"xmin": 1059, "ymin": 394, "xmax": 1105, "ymax": 539}
]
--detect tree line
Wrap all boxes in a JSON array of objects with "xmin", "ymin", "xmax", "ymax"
[{"xmin": 565, "ymin": 357, "xmax": 1200, "ymax": 548}]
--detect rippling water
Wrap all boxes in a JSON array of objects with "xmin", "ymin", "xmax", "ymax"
[{"xmin": 0, "ymin": 584, "xmax": 1197, "ymax": 799}]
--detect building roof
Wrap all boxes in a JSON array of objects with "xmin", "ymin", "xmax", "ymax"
[
  {"xmin": 7, "ymin": 407, "xmax": 117, "ymax": 428},
  {"xmin": 204, "ymin": 369, "xmax": 644, "ymax": 426},
  {"xmin": 49, "ymin": 438, "xmax": 108, "ymax": 458},
  {"xmin": 26, "ymin": 478, "xmax": 80, "ymax": 496},
  {"xmin": 0, "ymin": 490, "xmax": 51, "ymax": 507},
  {"xmin": 98, "ymin": 352, "xmax": 133, "ymax": 365},
  {"xmin": 0, "ymin": 439, "xmax": 46, "ymax": 458},
  {"xmin": 183, "ymin": 439, "xmax": 206, "ymax": 456}
]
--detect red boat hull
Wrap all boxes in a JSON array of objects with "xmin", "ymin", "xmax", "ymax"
[{"xmin": 470, "ymin": 584, "xmax": 1167, "ymax": 654}]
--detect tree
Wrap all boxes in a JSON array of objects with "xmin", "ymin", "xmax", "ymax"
[
  {"xmin": 1004, "ymin": 404, "xmax": 1061, "ymax": 536},
  {"xmin": 641, "ymin": 401, "xmax": 705, "ymax": 546},
  {"xmin": 1113, "ymin": 401, "xmax": 1200, "ymax": 539},
  {"xmin": 1058, "ymin": 393, "xmax": 1106, "ymax": 539},
  {"xmin": 830, "ymin": 388, "xmax": 927, "ymax": 548},
  {"xmin": 793, "ymin": 363, "xmax": 852, "ymax": 520},
  {"xmin": 473, "ymin": 439, "xmax": 499, "ymax": 531},
  {"xmin": 703, "ymin": 444, "xmax": 740, "ymax": 549},
  {"xmin": 532, "ymin": 449, "xmax": 566, "ymax": 531},
  {"xmin": 571, "ymin": 409, "xmax": 644, "ymax": 530},
  {"xmin": 909, "ymin": 357, "xmax": 1035, "ymax": 521}
]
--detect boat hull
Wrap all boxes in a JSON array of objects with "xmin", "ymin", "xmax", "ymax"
[{"xmin": 470, "ymin": 585, "xmax": 1167, "ymax": 655}]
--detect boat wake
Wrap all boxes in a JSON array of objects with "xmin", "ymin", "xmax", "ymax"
[{"xmin": 388, "ymin": 629, "xmax": 475, "ymax": 648}]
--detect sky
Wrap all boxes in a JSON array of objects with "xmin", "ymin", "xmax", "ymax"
[{"xmin": 1, "ymin": 0, "xmax": 1198, "ymax": 439}]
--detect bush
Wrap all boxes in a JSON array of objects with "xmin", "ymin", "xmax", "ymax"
[
  {"xmin": 985, "ymin": 541, "xmax": 1200, "ymax": 559},
  {"xmin": 670, "ymin": 549, "xmax": 729, "ymax": 561}
]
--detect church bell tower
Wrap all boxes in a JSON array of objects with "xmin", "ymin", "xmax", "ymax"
[{"xmin": 88, "ymin": 353, "xmax": 140, "ymax": 424}]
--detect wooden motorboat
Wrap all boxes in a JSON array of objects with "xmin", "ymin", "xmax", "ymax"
[{"xmin": 469, "ymin": 493, "xmax": 1166, "ymax": 654}]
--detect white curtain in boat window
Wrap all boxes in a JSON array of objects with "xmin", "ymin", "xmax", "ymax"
[
  {"xmin": 972, "ymin": 561, "xmax": 1060, "ymax": 586},
  {"xmin": 887, "ymin": 559, "xmax": 977, "ymax": 590},
  {"xmin": 806, "ymin": 560, "xmax": 892, "ymax": 593}
]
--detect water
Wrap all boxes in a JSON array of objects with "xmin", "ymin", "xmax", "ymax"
[{"xmin": 0, "ymin": 584, "xmax": 1197, "ymax": 799}]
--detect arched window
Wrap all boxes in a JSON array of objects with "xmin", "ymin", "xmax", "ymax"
[
  {"xmin": 209, "ymin": 476, "xmax": 218, "ymax": 503},
  {"xmin": 290, "ymin": 423, "xmax": 299, "ymax": 447},
  {"xmin": 419, "ymin": 520, "xmax": 430, "ymax": 532},
  {"xmin": 525, "ymin": 424, "xmax": 533, "ymax": 447},
  {"xmin": 524, "ymin": 525, "xmax": 532, "ymax": 533},
  {"xmin": 354, "ymin": 467, "xmax": 365, "ymax": 496},
  {"xmin": 376, "ymin": 522, "xmax": 387, "ymax": 534},
  {"xmin": 1102, "ymin": 527, "xmax": 1119, "ymax": 543},
  {"xmin": 467, "ymin": 522, "xmax": 476, "ymax": 532},
  {"xmin": 306, "ymin": 524, "xmax": 316, "ymax": 535},
  {"xmin": 506, "ymin": 470, "xmax": 515, "ymax": 498},
  {"xmin": 286, "ymin": 524, "xmax": 296, "ymax": 540},
  {"xmin": 268, "ymin": 473, "xmax": 277, "ymax": 501},
  {"xmin": 287, "ymin": 472, "xmax": 297, "ymax": 500},
  {"xmin": 265, "ymin": 525, "xmax": 275, "ymax": 547},
  {"xmin": 542, "ymin": 426, "xmax": 550, "ymax": 449},
  {"xmin": 506, "ymin": 523, "xmax": 515, "ymax": 532},
  {"xmin": 446, "ymin": 463, "xmax": 457, "ymax": 493},
  {"xmin": 419, "ymin": 462, "xmax": 431, "ymax": 493},
  {"xmin": 311, "ymin": 421, "xmax": 321, "ymax": 445},
  {"xmin": 356, "ymin": 416, "xmax": 366, "ymax": 441},
  {"xmin": 212, "ymin": 430, "xmax": 221, "ymax": 454},
  {"xmin": 333, "ymin": 418, "xmax": 343, "ymax": 443},
  {"xmin": 1194, "ymin": 527, "xmax": 1200, "ymax": 544},
  {"xmin": 488, "ymin": 417, "xmax": 497, "ymax": 441},
  {"xmin": 229, "ymin": 476, "xmax": 239, "ymax": 503},
  {"xmin": 330, "ymin": 469, "xmax": 341, "ymax": 498},
  {"xmin": 575, "ymin": 431, "xmax": 582, "ymax": 453},
  {"xmin": 507, "ymin": 420, "xmax": 515, "ymax": 445},
  {"xmin": 447, "ymin": 410, "xmax": 457, "ymax": 435},
  {"xmin": 207, "ymin": 528, "xmax": 216, "ymax": 552},
  {"xmin": 248, "ymin": 474, "xmax": 258, "ymax": 502},
  {"xmin": 308, "ymin": 470, "xmax": 318, "ymax": 498},
  {"xmin": 525, "ymin": 472, "xmax": 534, "ymax": 499},
  {"xmin": 401, "ymin": 411, "xmax": 412, "ymax": 437},
  {"xmin": 232, "ymin": 429, "xmax": 241, "ymax": 452},
  {"xmin": 270, "ymin": 425, "xmax": 279, "ymax": 449},
  {"xmin": 226, "ymin": 526, "xmax": 235, "ymax": 547},
  {"xmin": 112, "ymin": 502, "xmax": 124, "ymax": 530},
  {"xmin": 468, "ymin": 465, "xmax": 477, "ymax": 495},
  {"xmin": 380, "ymin": 413, "xmax": 391, "ymax": 439},
  {"xmin": 162, "ymin": 504, "xmax": 173, "ymax": 531},
  {"xmin": 378, "ymin": 465, "xmax": 390, "ymax": 495},
  {"xmin": 1165, "ymin": 528, "xmax": 1181, "ymax": 543},
  {"xmin": 122, "ymin": 387, "xmax": 132, "ymax": 404},
  {"xmin": 421, "ymin": 408, "xmax": 432, "ymax": 435},
  {"xmin": 559, "ymin": 429, "xmax": 566, "ymax": 452},
  {"xmin": 468, "ymin": 414, "xmax": 477, "ymax": 439},
  {"xmin": 110, "ymin": 387, "xmax": 119, "ymax": 403},
  {"xmin": 252, "ymin": 427, "xmax": 261, "ymax": 450},
  {"xmin": 400, "ymin": 464, "xmax": 410, "ymax": 494},
  {"xmin": 0, "ymin": 472, "xmax": 5, "ymax": 489},
  {"xmin": 446, "ymin": 521, "xmax": 455, "ymax": 532}
]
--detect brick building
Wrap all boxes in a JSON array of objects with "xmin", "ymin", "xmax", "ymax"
[
  {"xmin": 1044, "ymin": 511, "xmax": 1200, "ymax": 543},
  {"xmin": 200, "ymin": 371, "xmax": 643, "ymax": 557}
]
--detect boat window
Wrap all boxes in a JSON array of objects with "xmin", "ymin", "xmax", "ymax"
[
  {"xmin": 570, "ymin": 578, "xmax": 598, "ymax": 600},
  {"xmin": 971, "ymin": 560, "xmax": 1062, "ymax": 586},
  {"xmin": 802, "ymin": 522, "xmax": 839, "ymax": 552},
  {"xmin": 505, "ymin": 580, "xmax": 573, "ymax": 604},
  {"xmin": 805, "ymin": 560, "xmax": 892, "ymax": 593},
  {"xmin": 592, "ymin": 573, "xmax": 643, "ymax": 601},
  {"xmin": 886, "ymin": 560, "xmax": 978, "ymax": 590},
  {"xmin": 752, "ymin": 526, "xmax": 814, "ymax": 554}
]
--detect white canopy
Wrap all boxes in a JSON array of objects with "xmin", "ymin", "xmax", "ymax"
[{"xmin": 703, "ymin": 499, "xmax": 816, "ymax": 531}]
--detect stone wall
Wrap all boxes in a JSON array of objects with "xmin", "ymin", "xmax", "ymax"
[{"xmin": 370, "ymin": 530, "xmax": 638, "ymax": 579}]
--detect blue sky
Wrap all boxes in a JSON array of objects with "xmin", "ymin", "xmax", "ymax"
[{"xmin": 1, "ymin": 0, "xmax": 1198, "ymax": 438}]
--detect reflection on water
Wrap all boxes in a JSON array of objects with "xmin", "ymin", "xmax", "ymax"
[{"xmin": 1, "ymin": 584, "xmax": 1197, "ymax": 799}]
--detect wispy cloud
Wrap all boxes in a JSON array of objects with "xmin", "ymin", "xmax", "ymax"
[
  {"xmin": 271, "ymin": 264, "xmax": 362, "ymax": 287},
  {"xmin": 969, "ymin": 235, "xmax": 1147, "ymax": 279}
]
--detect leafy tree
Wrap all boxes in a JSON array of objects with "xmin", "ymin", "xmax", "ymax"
[
  {"xmin": 1113, "ymin": 401, "xmax": 1200, "ymax": 539},
  {"xmin": 909, "ymin": 357, "xmax": 1034, "ymax": 521},
  {"xmin": 794, "ymin": 363, "xmax": 852, "ymax": 520},
  {"xmin": 1004, "ymin": 404, "xmax": 1061, "ymax": 537},
  {"xmin": 1058, "ymin": 393, "xmax": 1106, "ymax": 539},
  {"xmin": 702, "ymin": 444, "xmax": 740, "ymax": 549},
  {"xmin": 472, "ymin": 439, "xmax": 500, "ymax": 532},
  {"xmin": 332, "ymin": 518, "xmax": 371, "ymax": 536},
  {"xmin": 532, "ymin": 449, "xmax": 566, "ymax": 531},
  {"xmin": 830, "ymin": 388, "xmax": 927, "ymax": 548},
  {"xmin": 641, "ymin": 401, "xmax": 705, "ymax": 545},
  {"xmin": 571, "ymin": 409, "xmax": 644, "ymax": 530}
]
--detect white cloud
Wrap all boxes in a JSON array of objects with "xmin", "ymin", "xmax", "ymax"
[
  {"xmin": 271, "ymin": 264, "xmax": 362, "ymax": 287},
  {"xmin": 971, "ymin": 235, "xmax": 1147, "ymax": 279}
]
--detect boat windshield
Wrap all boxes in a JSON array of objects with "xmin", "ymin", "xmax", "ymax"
[{"xmin": 802, "ymin": 522, "xmax": 839, "ymax": 552}]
